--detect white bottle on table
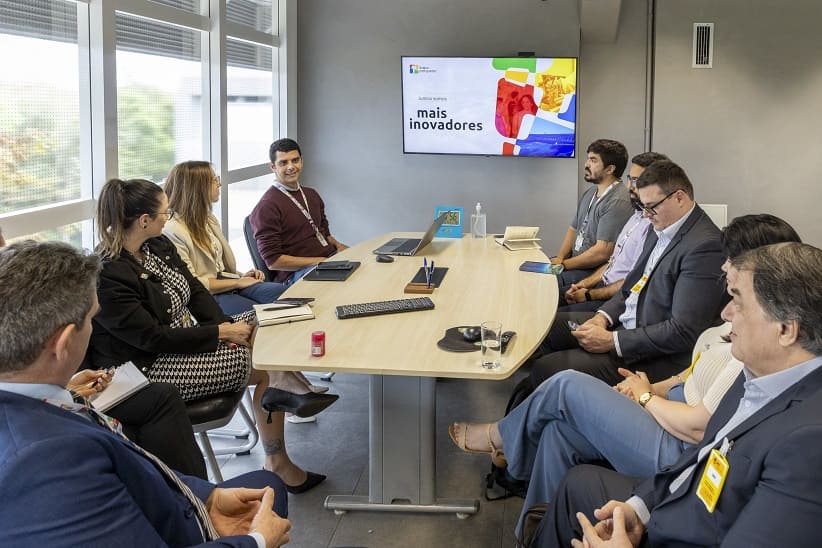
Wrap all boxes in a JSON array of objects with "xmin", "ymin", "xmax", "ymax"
[{"xmin": 471, "ymin": 202, "xmax": 486, "ymax": 239}]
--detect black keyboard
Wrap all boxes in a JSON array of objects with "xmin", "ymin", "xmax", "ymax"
[{"xmin": 335, "ymin": 297, "xmax": 435, "ymax": 319}]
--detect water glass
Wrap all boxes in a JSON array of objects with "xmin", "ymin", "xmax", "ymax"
[{"xmin": 480, "ymin": 321, "xmax": 502, "ymax": 369}]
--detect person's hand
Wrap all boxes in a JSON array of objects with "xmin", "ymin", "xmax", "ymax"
[
  {"xmin": 550, "ymin": 256, "xmax": 564, "ymax": 265},
  {"xmin": 207, "ymin": 487, "xmax": 264, "ymax": 537},
  {"xmin": 616, "ymin": 368, "xmax": 652, "ymax": 402},
  {"xmin": 244, "ymin": 269, "xmax": 265, "ymax": 281},
  {"xmin": 68, "ymin": 368, "xmax": 115, "ymax": 398},
  {"xmin": 334, "ymin": 242, "xmax": 349, "ymax": 252},
  {"xmin": 250, "ymin": 487, "xmax": 291, "ymax": 547},
  {"xmin": 571, "ymin": 322, "xmax": 614, "ymax": 353},
  {"xmin": 218, "ymin": 321, "xmax": 253, "ymax": 347},
  {"xmin": 566, "ymin": 284, "xmax": 588, "ymax": 304},
  {"xmin": 571, "ymin": 505, "xmax": 641, "ymax": 548}
]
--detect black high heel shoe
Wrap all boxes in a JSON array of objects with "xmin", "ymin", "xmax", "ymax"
[{"xmin": 261, "ymin": 387, "xmax": 339, "ymax": 421}]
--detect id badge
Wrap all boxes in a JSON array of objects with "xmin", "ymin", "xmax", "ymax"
[
  {"xmin": 315, "ymin": 230, "xmax": 329, "ymax": 247},
  {"xmin": 630, "ymin": 274, "xmax": 649, "ymax": 294},
  {"xmin": 696, "ymin": 448, "xmax": 729, "ymax": 513},
  {"xmin": 573, "ymin": 232, "xmax": 584, "ymax": 253}
]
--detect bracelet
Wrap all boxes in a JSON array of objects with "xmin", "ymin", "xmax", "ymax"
[{"xmin": 584, "ymin": 290, "xmax": 591, "ymax": 301}]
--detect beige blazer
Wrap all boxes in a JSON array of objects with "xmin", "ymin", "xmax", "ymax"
[{"xmin": 163, "ymin": 216, "xmax": 238, "ymax": 290}]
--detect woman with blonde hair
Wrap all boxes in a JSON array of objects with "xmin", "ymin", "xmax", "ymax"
[
  {"xmin": 89, "ymin": 177, "xmax": 337, "ymax": 493},
  {"xmin": 163, "ymin": 161, "xmax": 285, "ymax": 315}
]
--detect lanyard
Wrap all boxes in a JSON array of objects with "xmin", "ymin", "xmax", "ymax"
[{"xmin": 274, "ymin": 182, "xmax": 329, "ymax": 247}]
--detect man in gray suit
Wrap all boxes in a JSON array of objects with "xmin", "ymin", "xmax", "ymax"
[
  {"xmin": 536, "ymin": 242, "xmax": 822, "ymax": 547},
  {"xmin": 532, "ymin": 160, "xmax": 727, "ymax": 385}
]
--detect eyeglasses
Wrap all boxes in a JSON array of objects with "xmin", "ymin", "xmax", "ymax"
[
  {"xmin": 156, "ymin": 209, "xmax": 175, "ymax": 219},
  {"xmin": 640, "ymin": 190, "xmax": 679, "ymax": 216},
  {"xmin": 623, "ymin": 175, "xmax": 639, "ymax": 186}
]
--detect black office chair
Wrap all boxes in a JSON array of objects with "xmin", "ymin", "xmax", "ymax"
[{"xmin": 243, "ymin": 215, "xmax": 277, "ymax": 282}]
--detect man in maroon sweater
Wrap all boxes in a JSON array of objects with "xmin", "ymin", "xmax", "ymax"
[{"xmin": 250, "ymin": 138, "xmax": 348, "ymax": 284}]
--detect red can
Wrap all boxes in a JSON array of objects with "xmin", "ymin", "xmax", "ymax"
[{"xmin": 311, "ymin": 331, "xmax": 326, "ymax": 357}]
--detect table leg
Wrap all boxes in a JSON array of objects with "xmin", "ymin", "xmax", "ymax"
[{"xmin": 324, "ymin": 375, "xmax": 479, "ymax": 516}]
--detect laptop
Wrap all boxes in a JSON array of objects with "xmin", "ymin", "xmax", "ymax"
[{"xmin": 372, "ymin": 211, "xmax": 451, "ymax": 256}]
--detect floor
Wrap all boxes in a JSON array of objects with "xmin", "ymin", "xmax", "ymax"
[{"xmin": 210, "ymin": 371, "xmax": 528, "ymax": 548}]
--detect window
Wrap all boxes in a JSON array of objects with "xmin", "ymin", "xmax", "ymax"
[
  {"xmin": 0, "ymin": 0, "xmax": 82, "ymax": 215},
  {"xmin": 227, "ymin": 0, "xmax": 274, "ymax": 33},
  {"xmin": 116, "ymin": 12, "xmax": 204, "ymax": 181}
]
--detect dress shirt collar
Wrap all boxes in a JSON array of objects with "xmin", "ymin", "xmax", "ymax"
[
  {"xmin": 742, "ymin": 355, "xmax": 822, "ymax": 399},
  {"xmin": 0, "ymin": 381, "xmax": 73, "ymax": 404},
  {"xmin": 653, "ymin": 203, "xmax": 695, "ymax": 240}
]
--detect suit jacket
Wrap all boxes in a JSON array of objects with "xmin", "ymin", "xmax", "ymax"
[
  {"xmin": 0, "ymin": 390, "xmax": 256, "ymax": 547},
  {"xmin": 88, "ymin": 236, "xmax": 232, "ymax": 369},
  {"xmin": 634, "ymin": 365, "xmax": 822, "ymax": 547},
  {"xmin": 599, "ymin": 205, "xmax": 726, "ymax": 366},
  {"xmin": 163, "ymin": 216, "xmax": 239, "ymax": 290}
]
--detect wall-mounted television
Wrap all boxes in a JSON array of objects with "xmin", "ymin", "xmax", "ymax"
[{"xmin": 402, "ymin": 56, "xmax": 577, "ymax": 158}]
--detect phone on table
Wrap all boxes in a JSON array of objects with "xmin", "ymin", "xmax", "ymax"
[
  {"xmin": 519, "ymin": 261, "xmax": 564, "ymax": 275},
  {"xmin": 567, "ymin": 320, "xmax": 580, "ymax": 331}
]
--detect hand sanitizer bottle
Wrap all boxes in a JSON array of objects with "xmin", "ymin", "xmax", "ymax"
[{"xmin": 471, "ymin": 202, "xmax": 486, "ymax": 239}]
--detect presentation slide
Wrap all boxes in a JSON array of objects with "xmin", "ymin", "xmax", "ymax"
[{"xmin": 402, "ymin": 57, "xmax": 577, "ymax": 158}]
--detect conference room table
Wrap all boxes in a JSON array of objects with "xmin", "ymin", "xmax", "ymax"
[{"xmin": 252, "ymin": 232, "xmax": 558, "ymax": 517}]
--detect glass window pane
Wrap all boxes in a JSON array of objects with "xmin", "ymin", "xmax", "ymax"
[
  {"xmin": 226, "ymin": 174, "xmax": 272, "ymax": 271},
  {"xmin": 227, "ymin": 38, "xmax": 274, "ymax": 169},
  {"xmin": 227, "ymin": 0, "xmax": 275, "ymax": 33},
  {"xmin": 116, "ymin": 12, "xmax": 203, "ymax": 182},
  {"xmin": 0, "ymin": 0, "xmax": 81, "ymax": 215},
  {"xmin": 146, "ymin": 0, "xmax": 202, "ymax": 14},
  {"xmin": 5, "ymin": 220, "xmax": 93, "ymax": 250}
]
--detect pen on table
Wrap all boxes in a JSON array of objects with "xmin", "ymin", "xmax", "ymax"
[
  {"xmin": 424, "ymin": 257, "xmax": 431, "ymax": 288},
  {"xmin": 429, "ymin": 260, "xmax": 435, "ymax": 288}
]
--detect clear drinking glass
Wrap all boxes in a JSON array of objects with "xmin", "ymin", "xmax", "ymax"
[{"xmin": 480, "ymin": 321, "xmax": 502, "ymax": 369}]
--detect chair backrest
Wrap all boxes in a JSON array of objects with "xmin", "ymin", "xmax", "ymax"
[
  {"xmin": 243, "ymin": 215, "xmax": 277, "ymax": 282},
  {"xmin": 701, "ymin": 203, "xmax": 728, "ymax": 229}
]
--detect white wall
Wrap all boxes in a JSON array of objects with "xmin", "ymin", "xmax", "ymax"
[{"xmin": 297, "ymin": 0, "xmax": 582, "ymax": 251}]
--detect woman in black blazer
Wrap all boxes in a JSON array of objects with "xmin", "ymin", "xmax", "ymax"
[{"xmin": 88, "ymin": 178, "xmax": 334, "ymax": 492}]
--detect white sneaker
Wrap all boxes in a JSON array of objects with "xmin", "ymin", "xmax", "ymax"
[{"xmin": 286, "ymin": 413, "xmax": 317, "ymax": 424}]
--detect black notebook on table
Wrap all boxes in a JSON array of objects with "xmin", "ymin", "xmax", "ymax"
[{"xmin": 303, "ymin": 261, "xmax": 361, "ymax": 281}]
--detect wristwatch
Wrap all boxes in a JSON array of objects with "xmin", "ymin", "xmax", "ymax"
[
  {"xmin": 584, "ymin": 289, "xmax": 592, "ymax": 301},
  {"xmin": 638, "ymin": 391, "xmax": 654, "ymax": 407}
]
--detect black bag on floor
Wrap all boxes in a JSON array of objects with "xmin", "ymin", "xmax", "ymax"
[{"xmin": 484, "ymin": 375, "xmax": 535, "ymax": 500}]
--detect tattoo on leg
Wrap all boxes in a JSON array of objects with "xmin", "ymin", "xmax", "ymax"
[{"xmin": 263, "ymin": 438, "xmax": 284, "ymax": 456}]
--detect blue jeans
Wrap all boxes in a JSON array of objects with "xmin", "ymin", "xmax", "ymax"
[
  {"xmin": 498, "ymin": 370, "xmax": 689, "ymax": 536},
  {"xmin": 283, "ymin": 264, "xmax": 317, "ymax": 287},
  {"xmin": 213, "ymin": 282, "xmax": 287, "ymax": 315}
]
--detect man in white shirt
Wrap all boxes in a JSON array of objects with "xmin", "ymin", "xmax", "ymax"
[{"xmin": 534, "ymin": 242, "xmax": 822, "ymax": 547}]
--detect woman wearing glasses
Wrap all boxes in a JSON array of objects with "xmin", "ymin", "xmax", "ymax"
[
  {"xmin": 88, "ymin": 178, "xmax": 336, "ymax": 493},
  {"xmin": 163, "ymin": 161, "xmax": 285, "ymax": 316}
]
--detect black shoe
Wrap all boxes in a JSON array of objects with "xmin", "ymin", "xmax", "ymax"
[
  {"xmin": 261, "ymin": 387, "xmax": 339, "ymax": 419},
  {"xmin": 285, "ymin": 471, "xmax": 326, "ymax": 494}
]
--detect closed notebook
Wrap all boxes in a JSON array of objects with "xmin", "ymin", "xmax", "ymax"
[
  {"xmin": 89, "ymin": 361, "xmax": 150, "ymax": 413},
  {"xmin": 253, "ymin": 303, "xmax": 315, "ymax": 326}
]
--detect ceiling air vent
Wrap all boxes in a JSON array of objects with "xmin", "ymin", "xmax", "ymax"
[{"xmin": 692, "ymin": 23, "xmax": 714, "ymax": 68}]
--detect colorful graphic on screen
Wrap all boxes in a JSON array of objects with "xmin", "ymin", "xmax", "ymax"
[{"xmin": 402, "ymin": 57, "xmax": 577, "ymax": 157}]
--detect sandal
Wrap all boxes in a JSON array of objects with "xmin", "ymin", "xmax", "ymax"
[{"xmin": 448, "ymin": 422, "xmax": 507, "ymax": 468}]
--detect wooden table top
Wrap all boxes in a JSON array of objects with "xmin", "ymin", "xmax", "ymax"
[{"xmin": 252, "ymin": 233, "xmax": 557, "ymax": 380}]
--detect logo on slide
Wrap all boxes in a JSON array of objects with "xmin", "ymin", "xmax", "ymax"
[{"xmin": 409, "ymin": 64, "xmax": 420, "ymax": 74}]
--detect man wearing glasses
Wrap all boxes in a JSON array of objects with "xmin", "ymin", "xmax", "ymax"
[
  {"xmin": 531, "ymin": 160, "xmax": 726, "ymax": 386},
  {"xmin": 561, "ymin": 152, "xmax": 670, "ymax": 311}
]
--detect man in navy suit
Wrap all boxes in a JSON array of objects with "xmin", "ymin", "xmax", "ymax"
[
  {"xmin": 532, "ymin": 160, "xmax": 727, "ymax": 385},
  {"xmin": 534, "ymin": 242, "xmax": 822, "ymax": 547},
  {"xmin": 0, "ymin": 240, "xmax": 291, "ymax": 547}
]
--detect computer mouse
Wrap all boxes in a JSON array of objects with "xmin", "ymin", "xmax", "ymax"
[
  {"xmin": 376, "ymin": 254, "xmax": 394, "ymax": 263},
  {"xmin": 462, "ymin": 326, "xmax": 482, "ymax": 342}
]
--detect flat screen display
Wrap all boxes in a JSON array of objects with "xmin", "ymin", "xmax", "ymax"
[{"xmin": 402, "ymin": 56, "xmax": 577, "ymax": 158}]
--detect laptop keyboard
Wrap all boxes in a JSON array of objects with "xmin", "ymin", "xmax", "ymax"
[
  {"xmin": 393, "ymin": 239, "xmax": 421, "ymax": 254},
  {"xmin": 335, "ymin": 297, "xmax": 435, "ymax": 319}
]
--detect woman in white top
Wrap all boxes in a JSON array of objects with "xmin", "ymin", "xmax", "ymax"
[
  {"xmin": 163, "ymin": 161, "xmax": 285, "ymax": 315},
  {"xmin": 449, "ymin": 214, "xmax": 801, "ymax": 536}
]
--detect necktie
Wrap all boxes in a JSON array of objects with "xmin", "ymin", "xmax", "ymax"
[{"xmin": 66, "ymin": 392, "xmax": 218, "ymax": 541}]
